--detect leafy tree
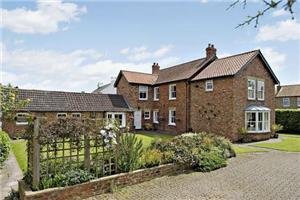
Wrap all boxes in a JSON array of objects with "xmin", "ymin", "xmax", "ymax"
[
  {"xmin": 227, "ymin": 0, "xmax": 297, "ymax": 28},
  {"xmin": 0, "ymin": 84, "xmax": 30, "ymax": 129}
]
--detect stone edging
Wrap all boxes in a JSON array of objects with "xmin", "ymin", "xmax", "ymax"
[{"xmin": 19, "ymin": 163, "xmax": 188, "ymax": 200}]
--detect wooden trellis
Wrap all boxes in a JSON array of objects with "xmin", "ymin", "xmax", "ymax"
[{"xmin": 28, "ymin": 118, "xmax": 118, "ymax": 190}]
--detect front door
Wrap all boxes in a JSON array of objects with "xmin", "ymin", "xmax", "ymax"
[{"xmin": 134, "ymin": 111, "xmax": 142, "ymax": 129}]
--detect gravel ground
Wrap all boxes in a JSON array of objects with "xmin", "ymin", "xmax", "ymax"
[{"xmin": 87, "ymin": 151, "xmax": 300, "ymax": 200}]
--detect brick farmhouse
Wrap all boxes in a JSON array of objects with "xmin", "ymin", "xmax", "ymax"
[
  {"xmin": 3, "ymin": 89, "xmax": 133, "ymax": 138},
  {"xmin": 115, "ymin": 44, "xmax": 280, "ymax": 141},
  {"xmin": 275, "ymin": 84, "xmax": 300, "ymax": 109}
]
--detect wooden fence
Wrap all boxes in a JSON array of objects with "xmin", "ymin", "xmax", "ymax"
[{"xmin": 27, "ymin": 118, "xmax": 118, "ymax": 190}]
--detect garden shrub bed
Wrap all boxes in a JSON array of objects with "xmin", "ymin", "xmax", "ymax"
[
  {"xmin": 19, "ymin": 163, "xmax": 188, "ymax": 200},
  {"xmin": 0, "ymin": 131, "xmax": 11, "ymax": 166}
]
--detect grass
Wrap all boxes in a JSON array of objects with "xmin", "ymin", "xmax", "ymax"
[
  {"xmin": 233, "ymin": 145, "xmax": 268, "ymax": 154},
  {"xmin": 135, "ymin": 131, "xmax": 174, "ymax": 148},
  {"xmin": 11, "ymin": 139, "xmax": 27, "ymax": 173},
  {"xmin": 252, "ymin": 134, "xmax": 300, "ymax": 152}
]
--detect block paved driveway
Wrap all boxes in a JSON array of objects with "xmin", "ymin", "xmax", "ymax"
[{"xmin": 87, "ymin": 151, "xmax": 300, "ymax": 200}]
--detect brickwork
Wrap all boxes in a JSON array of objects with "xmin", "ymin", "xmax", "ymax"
[
  {"xmin": 19, "ymin": 164, "xmax": 187, "ymax": 200},
  {"xmin": 275, "ymin": 96, "xmax": 300, "ymax": 109}
]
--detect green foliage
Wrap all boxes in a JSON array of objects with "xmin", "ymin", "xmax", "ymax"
[
  {"xmin": 194, "ymin": 148, "xmax": 227, "ymax": 172},
  {"xmin": 271, "ymin": 124, "xmax": 283, "ymax": 133},
  {"xmin": 0, "ymin": 131, "xmax": 11, "ymax": 166},
  {"xmin": 39, "ymin": 169, "xmax": 94, "ymax": 189},
  {"xmin": 0, "ymin": 84, "xmax": 30, "ymax": 120},
  {"xmin": 117, "ymin": 133, "xmax": 143, "ymax": 172},
  {"xmin": 4, "ymin": 188, "xmax": 20, "ymax": 200},
  {"xmin": 150, "ymin": 132, "xmax": 235, "ymax": 172},
  {"xmin": 140, "ymin": 149, "xmax": 163, "ymax": 168},
  {"xmin": 275, "ymin": 109, "xmax": 300, "ymax": 133}
]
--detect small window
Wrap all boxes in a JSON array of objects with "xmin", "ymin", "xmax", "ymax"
[
  {"xmin": 106, "ymin": 112, "xmax": 126, "ymax": 127},
  {"xmin": 16, "ymin": 113, "xmax": 28, "ymax": 125},
  {"xmin": 139, "ymin": 85, "xmax": 148, "ymax": 100},
  {"xmin": 283, "ymin": 98, "xmax": 290, "ymax": 107},
  {"xmin": 297, "ymin": 97, "xmax": 300, "ymax": 107},
  {"xmin": 169, "ymin": 84, "xmax": 176, "ymax": 100},
  {"xmin": 57, "ymin": 113, "xmax": 67, "ymax": 119},
  {"xmin": 144, "ymin": 110, "xmax": 150, "ymax": 119},
  {"xmin": 248, "ymin": 79, "xmax": 256, "ymax": 100},
  {"xmin": 168, "ymin": 108, "xmax": 176, "ymax": 126},
  {"xmin": 153, "ymin": 110, "xmax": 159, "ymax": 123},
  {"xmin": 205, "ymin": 80, "xmax": 213, "ymax": 91},
  {"xmin": 71, "ymin": 113, "xmax": 81, "ymax": 118},
  {"xmin": 154, "ymin": 87, "xmax": 160, "ymax": 101},
  {"xmin": 257, "ymin": 80, "xmax": 265, "ymax": 100}
]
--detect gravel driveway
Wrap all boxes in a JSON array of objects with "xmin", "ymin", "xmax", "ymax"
[{"xmin": 87, "ymin": 151, "xmax": 300, "ymax": 200}]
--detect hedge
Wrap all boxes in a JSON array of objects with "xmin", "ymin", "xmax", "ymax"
[
  {"xmin": 275, "ymin": 109, "xmax": 300, "ymax": 133},
  {"xmin": 0, "ymin": 131, "xmax": 11, "ymax": 166}
]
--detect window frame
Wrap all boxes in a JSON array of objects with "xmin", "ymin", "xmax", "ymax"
[
  {"xmin": 153, "ymin": 87, "xmax": 160, "ymax": 101},
  {"xmin": 15, "ymin": 113, "xmax": 29, "ymax": 125},
  {"xmin": 205, "ymin": 80, "xmax": 213, "ymax": 92},
  {"xmin": 283, "ymin": 97, "xmax": 290, "ymax": 107},
  {"xmin": 168, "ymin": 108, "xmax": 176, "ymax": 126},
  {"xmin": 71, "ymin": 113, "xmax": 81, "ymax": 118},
  {"xmin": 106, "ymin": 112, "xmax": 126, "ymax": 127},
  {"xmin": 139, "ymin": 85, "xmax": 148, "ymax": 100},
  {"xmin": 257, "ymin": 80, "xmax": 265, "ymax": 101},
  {"xmin": 57, "ymin": 113, "xmax": 67, "ymax": 119},
  {"xmin": 144, "ymin": 110, "xmax": 150, "ymax": 119},
  {"xmin": 245, "ymin": 111, "xmax": 270, "ymax": 133},
  {"xmin": 169, "ymin": 84, "xmax": 176, "ymax": 100},
  {"xmin": 153, "ymin": 110, "xmax": 159, "ymax": 124},
  {"xmin": 247, "ymin": 78, "xmax": 256, "ymax": 100}
]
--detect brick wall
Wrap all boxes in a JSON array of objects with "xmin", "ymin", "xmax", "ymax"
[
  {"xmin": 19, "ymin": 164, "xmax": 187, "ymax": 200},
  {"xmin": 275, "ymin": 96, "xmax": 300, "ymax": 109},
  {"xmin": 117, "ymin": 75, "xmax": 188, "ymax": 134}
]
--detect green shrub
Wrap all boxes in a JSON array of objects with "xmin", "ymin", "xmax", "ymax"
[
  {"xmin": 0, "ymin": 131, "xmax": 11, "ymax": 166},
  {"xmin": 117, "ymin": 133, "xmax": 143, "ymax": 172},
  {"xmin": 140, "ymin": 149, "xmax": 163, "ymax": 168},
  {"xmin": 194, "ymin": 148, "xmax": 227, "ymax": 172},
  {"xmin": 276, "ymin": 109, "xmax": 300, "ymax": 133},
  {"xmin": 39, "ymin": 169, "xmax": 94, "ymax": 189},
  {"xmin": 150, "ymin": 132, "xmax": 234, "ymax": 172}
]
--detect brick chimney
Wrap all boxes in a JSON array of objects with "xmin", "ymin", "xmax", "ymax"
[
  {"xmin": 152, "ymin": 63, "xmax": 160, "ymax": 74},
  {"xmin": 206, "ymin": 43, "xmax": 217, "ymax": 59}
]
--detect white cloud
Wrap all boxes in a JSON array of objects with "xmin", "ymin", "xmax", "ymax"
[
  {"xmin": 272, "ymin": 9, "xmax": 289, "ymax": 17},
  {"xmin": 256, "ymin": 20, "xmax": 300, "ymax": 42},
  {"xmin": 0, "ymin": 0, "xmax": 86, "ymax": 34},
  {"xmin": 121, "ymin": 45, "xmax": 174, "ymax": 62},
  {"xmin": 1, "ymin": 44, "xmax": 180, "ymax": 92},
  {"xmin": 14, "ymin": 39, "xmax": 24, "ymax": 45},
  {"xmin": 259, "ymin": 47, "xmax": 286, "ymax": 72}
]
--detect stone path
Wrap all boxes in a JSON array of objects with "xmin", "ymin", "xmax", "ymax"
[
  {"xmin": 87, "ymin": 151, "xmax": 300, "ymax": 200},
  {"xmin": 0, "ymin": 152, "xmax": 23, "ymax": 199}
]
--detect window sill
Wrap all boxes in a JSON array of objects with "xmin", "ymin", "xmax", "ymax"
[
  {"xmin": 169, "ymin": 98, "xmax": 176, "ymax": 100},
  {"xmin": 205, "ymin": 89, "xmax": 213, "ymax": 92},
  {"xmin": 153, "ymin": 122, "xmax": 159, "ymax": 124},
  {"xmin": 248, "ymin": 98, "xmax": 256, "ymax": 101},
  {"xmin": 247, "ymin": 130, "xmax": 270, "ymax": 133},
  {"xmin": 168, "ymin": 123, "xmax": 176, "ymax": 126},
  {"xmin": 139, "ymin": 99, "xmax": 148, "ymax": 101},
  {"xmin": 257, "ymin": 99, "xmax": 265, "ymax": 101},
  {"xmin": 144, "ymin": 118, "xmax": 150, "ymax": 120},
  {"xmin": 153, "ymin": 99, "xmax": 159, "ymax": 101},
  {"xmin": 16, "ymin": 122, "xmax": 28, "ymax": 126}
]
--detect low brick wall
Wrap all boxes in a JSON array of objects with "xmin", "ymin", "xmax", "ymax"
[
  {"xmin": 19, "ymin": 164, "xmax": 188, "ymax": 200},
  {"xmin": 243, "ymin": 132, "xmax": 272, "ymax": 142}
]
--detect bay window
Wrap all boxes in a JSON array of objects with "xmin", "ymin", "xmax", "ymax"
[
  {"xmin": 245, "ymin": 109, "xmax": 270, "ymax": 133},
  {"xmin": 139, "ymin": 85, "xmax": 148, "ymax": 100}
]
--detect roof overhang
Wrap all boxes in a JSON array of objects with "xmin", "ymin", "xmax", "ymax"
[{"xmin": 245, "ymin": 105, "xmax": 271, "ymax": 111}]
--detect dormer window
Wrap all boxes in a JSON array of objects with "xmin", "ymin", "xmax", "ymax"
[
  {"xmin": 205, "ymin": 80, "xmax": 213, "ymax": 92},
  {"xmin": 139, "ymin": 85, "xmax": 148, "ymax": 100},
  {"xmin": 169, "ymin": 84, "xmax": 176, "ymax": 100}
]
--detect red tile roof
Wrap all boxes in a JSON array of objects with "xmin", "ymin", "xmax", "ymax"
[
  {"xmin": 276, "ymin": 84, "xmax": 300, "ymax": 97},
  {"xmin": 121, "ymin": 70, "xmax": 158, "ymax": 85}
]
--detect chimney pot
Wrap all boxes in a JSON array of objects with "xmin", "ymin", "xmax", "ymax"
[{"xmin": 152, "ymin": 62, "xmax": 160, "ymax": 74}]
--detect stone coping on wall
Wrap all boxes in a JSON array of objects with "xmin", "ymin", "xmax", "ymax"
[{"xmin": 19, "ymin": 163, "xmax": 189, "ymax": 200}]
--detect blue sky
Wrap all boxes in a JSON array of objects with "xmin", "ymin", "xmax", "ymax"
[{"xmin": 1, "ymin": 0, "xmax": 299, "ymax": 92}]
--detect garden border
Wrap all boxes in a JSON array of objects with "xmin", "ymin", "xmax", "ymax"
[{"xmin": 19, "ymin": 163, "xmax": 189, "ymax": 200}]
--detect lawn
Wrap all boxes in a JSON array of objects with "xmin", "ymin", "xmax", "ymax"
[
  {"xmin": 135, "ymin": 131, "xmax": 173, "ymax": 148},
  {"xmin": 11, "ymin": 139, "xmax": 27, "ymax": 173},
  {"xmin": 233, "ymin": 145, "xmax": 268, "ymax": 154},
  {"xmin": 252, "ymin": 134, "xmax": 300, "ymax": 152}
]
